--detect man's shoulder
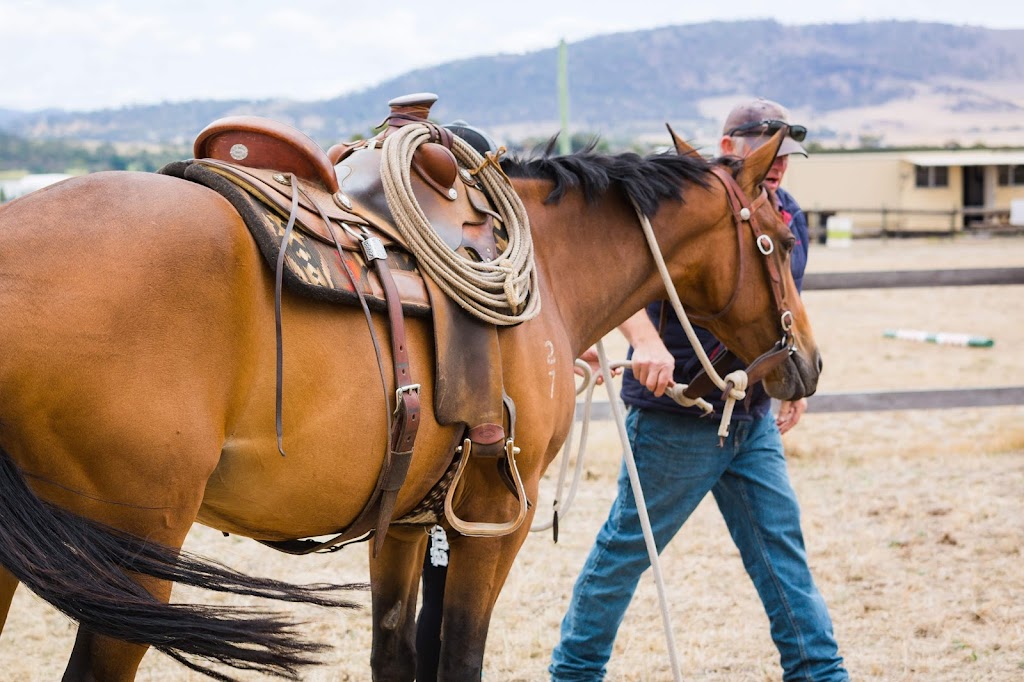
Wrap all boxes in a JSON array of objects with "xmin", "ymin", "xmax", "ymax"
[{"xmin": 776, "ymin": 186, "xmax": 803, "ymax": 213}]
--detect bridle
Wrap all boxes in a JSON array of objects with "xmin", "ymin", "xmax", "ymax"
[
  {"xmin": 684, "ymin": 166, "xmax": 799, "ymax": 388},
  {"xmin": 631, "ymin": 163, "xmax": 800, "ymax": 442}
]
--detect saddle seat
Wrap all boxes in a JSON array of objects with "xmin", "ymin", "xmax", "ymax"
[
  {"xmin": 186, "ymin": 102, "xmax": 510, "ymax": 315},
  {"xmin": 194, "ymin": 115, "xmax": 341, "ymax": 194},
  {"xmin": 192, "ymin": 103, "xmax": 504, "ymax": 264}
]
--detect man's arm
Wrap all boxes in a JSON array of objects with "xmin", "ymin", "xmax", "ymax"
[
  {"xmin": 577, "ymin": 310, "xmax": 676, "ymax": 396},
  {"xmin": 618, "ymin": 310, "xmax": 675, "ymax": 397}
]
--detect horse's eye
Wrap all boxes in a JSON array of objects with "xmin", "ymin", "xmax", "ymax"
[{"xmin": 782, "ymin": 235, "xmax": 796, "ymax": 253}]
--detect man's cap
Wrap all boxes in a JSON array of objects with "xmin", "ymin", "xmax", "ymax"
[{"xmin": 722, "ymin": 98, "xmax": 807, "ymax": 157}]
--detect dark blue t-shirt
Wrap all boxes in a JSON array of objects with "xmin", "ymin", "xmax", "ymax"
[{"xmin": 620, "ymin": 187, "xmax": 808, "ymax": 421}]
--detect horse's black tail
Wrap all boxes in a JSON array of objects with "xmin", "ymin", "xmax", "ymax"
[{"xmin": 0, "ymin": 446, "xmax": 367, "ymax": 681}]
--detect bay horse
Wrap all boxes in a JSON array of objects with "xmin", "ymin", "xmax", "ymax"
[{"xmin": 0, "ymin": 128, "xmax": 820, "ymax": 681}]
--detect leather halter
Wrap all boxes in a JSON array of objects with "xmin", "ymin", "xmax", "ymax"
[{"xmin": 681, "ymin": 166, "xmax": 798, "ymax": 401}]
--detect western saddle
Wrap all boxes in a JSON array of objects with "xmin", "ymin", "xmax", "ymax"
[{"xmin": 170, "ymin": 93, "xmax": 533, "ymax": 555}]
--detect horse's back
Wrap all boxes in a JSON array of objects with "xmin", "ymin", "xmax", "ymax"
[{"xmin": 0, "ymin": 171, "xmax": 263, "ymax": 365}]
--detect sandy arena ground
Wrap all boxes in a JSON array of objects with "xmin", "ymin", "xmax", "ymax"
[{"xmin": 1, "ymin": 236, "xmax": 1022, "ymax": 680}]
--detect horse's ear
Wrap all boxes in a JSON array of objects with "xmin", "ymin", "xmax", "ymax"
[
  {"xmin": 735, "ymin": 127, "xmax": 787, "ymax": 195},
  {"xmin": 665, "ymin": 122, "xmax": 701, "ymax": 158}
]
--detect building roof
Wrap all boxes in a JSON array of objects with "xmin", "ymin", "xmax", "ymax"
[{"xmin": 902, "ymin": 151, "xmax": 1024, "ymax": 167}]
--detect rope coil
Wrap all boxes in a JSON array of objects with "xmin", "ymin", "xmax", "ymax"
[{"xmin": 380, "ymin": 124, "xmax": 541, "ymax": 325}]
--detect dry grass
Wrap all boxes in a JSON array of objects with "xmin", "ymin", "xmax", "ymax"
[{"xmin": 2, "ymin": 237, "xmax": 1023, "ymax": 680}]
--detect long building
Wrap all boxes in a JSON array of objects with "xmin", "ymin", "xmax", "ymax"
[{"xmin": 782, "ymin": 148, "xmax": 1024, "ymax": 237}]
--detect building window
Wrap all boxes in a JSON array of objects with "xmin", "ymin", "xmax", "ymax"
[
  {"xmin": 915, "ymin": 165, "xmax": 948, "ymax": 188},
  {"xmin": 997, "ymin": 165, "xmax": 1024, "ymax": 186}
]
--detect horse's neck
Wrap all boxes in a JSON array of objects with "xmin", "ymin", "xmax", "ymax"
[{"xmin": 526, "ymin": 186, "xmax": 706, "ymax": 356}]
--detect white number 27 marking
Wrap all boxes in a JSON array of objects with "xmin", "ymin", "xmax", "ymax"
[{"xmin": 545, "ymin": 340, "xmax": 557, "ymax": 399}]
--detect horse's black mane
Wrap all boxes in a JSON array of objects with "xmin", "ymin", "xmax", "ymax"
[{"xmin": 501, "ymin": 141, "xmax": 742, "ymax": 217}]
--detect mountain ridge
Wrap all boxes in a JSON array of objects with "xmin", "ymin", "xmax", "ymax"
[{"xmin": 4, "ymin": 19, "xmax": 1023, "ymax": 150}]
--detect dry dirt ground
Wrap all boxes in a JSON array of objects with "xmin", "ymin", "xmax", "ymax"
[{"xmin": 1, "ymin": 236, "xmax": 1022, "ymax": 681}]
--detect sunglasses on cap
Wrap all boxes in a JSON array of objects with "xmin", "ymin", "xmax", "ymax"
[{"xmin": 726, "ymin": 119, "xmax": 807, "ymax": 142}]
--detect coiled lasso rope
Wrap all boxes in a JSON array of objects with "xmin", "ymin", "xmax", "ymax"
[{"xmin": 380, "ymin": 123, "xmax": 541, "ymax": 325}]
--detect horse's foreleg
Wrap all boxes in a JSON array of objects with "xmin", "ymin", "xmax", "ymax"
[
  {"xmin": 369, "ymin": 526, "xmax": 429, "ymax": 682},
  {"xmin": 0, "ymin": 567, "xmax": 17, "ymax": 634},
  {"xmin": 439, "ymin": 523, "xmax": 532, "ymax": 681}
]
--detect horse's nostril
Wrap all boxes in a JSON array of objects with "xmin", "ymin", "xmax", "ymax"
[{"xmin": 816, "ymin": 355, "xmax": 824, "ymax": 373}]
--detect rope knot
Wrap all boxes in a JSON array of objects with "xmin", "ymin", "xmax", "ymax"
[
  {"xmin": 469, "ymin": 145, "xmax": 509, "ymax": 182},
  {"xmin": 722, "ymin": 370, "xmax": 748, "ymax": 401},
  {"xmin": 664, "ymin": 385, "xmax": 714, "ymax": 415},
  {"xmin": 498, "ymin": 261, "xmax": 524, "ymax": 313}
]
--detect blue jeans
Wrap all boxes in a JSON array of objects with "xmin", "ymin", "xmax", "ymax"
[{"xmin": 550, "ymin": 408, "xmax": 847, "ymax": 682}]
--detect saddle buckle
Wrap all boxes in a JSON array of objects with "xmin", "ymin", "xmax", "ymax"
[{"xmin": 395, "ymin": 383, "xmax": 421, "ymax": 410}]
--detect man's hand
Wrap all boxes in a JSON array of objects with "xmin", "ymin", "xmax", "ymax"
[
  {"xmin": 617, "ymin": 309, "xmax": 675, "ymax": 397},
  {"xmin": 575, "ymin": 345, "xmax": 623, "ymax": 385},
  {"xmin": 630, "ymin": 338, "xmax": 675, "ymax": 397},
  {"xmin": 775, "ymin": 398, "xmax": 807, "ymax": 435}
]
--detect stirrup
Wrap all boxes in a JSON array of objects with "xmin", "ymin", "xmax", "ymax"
[{"xmin": 444, "ymin": 438, "xmax": 528, "ymax": 537}]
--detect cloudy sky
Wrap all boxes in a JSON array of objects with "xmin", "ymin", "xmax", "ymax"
[{"xmin": 1, "ymin": 0, "xmax": 1021, "ymax": 112}]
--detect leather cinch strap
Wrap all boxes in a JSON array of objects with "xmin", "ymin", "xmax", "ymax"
[{"xmin": 261, "ymin": 182, "xmax": 422, "ymax": 557}]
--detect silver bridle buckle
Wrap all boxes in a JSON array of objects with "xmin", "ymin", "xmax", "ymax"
[{"xmin": 756, "ymin": 234, "xmax": 775, "ymax": 255}]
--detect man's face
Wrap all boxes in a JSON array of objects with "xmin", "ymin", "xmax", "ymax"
[
  {"xmin": 724, "ymin": 135, "xmax": 790, "ymax": 192},
  {"xmin": 761, "ymin": 153, "xmax": 789, "ymax": 193}
]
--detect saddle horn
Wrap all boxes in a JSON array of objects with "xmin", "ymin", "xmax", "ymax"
[{"xmin": 383, "ymin": 92, "xmax": 459, "ymax": 196}]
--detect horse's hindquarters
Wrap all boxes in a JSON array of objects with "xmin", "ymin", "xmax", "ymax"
[{"xmin": 0, "ymin": 172, "xmax": 265, "ymax": 532}]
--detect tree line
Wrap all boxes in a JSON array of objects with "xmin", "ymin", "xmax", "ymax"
[{"xmin": 1, "ymin": 132, "xmax": 188, "ymax": 174}]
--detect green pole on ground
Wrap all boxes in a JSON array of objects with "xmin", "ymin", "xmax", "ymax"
[
  {"xmin": 883, "ymin": 329, "xmax": 994, "ymax": 348},
  {"xmin": 558, "ymin": 38, "xmax": 571, "ymax": 156}
]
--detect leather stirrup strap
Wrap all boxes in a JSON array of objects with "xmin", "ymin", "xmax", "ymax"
[
  {"xmin": 256, "ymin": 192, "xmax": 421, "ymax": 556},
  {"xmin": 274, "ymin": 174, "xmax": 301, "ymax": 456},
  {"xmin": 366, "ymin": 243, "xmax": 421, "ymax": 557}
]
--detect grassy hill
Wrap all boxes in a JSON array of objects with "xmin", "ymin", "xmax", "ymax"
[{"xmin": 2, "ymin": 20, "xmax": 1022, "ymax": 151}]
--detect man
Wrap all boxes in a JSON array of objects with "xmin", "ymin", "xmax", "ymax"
[{"xmin": 549, "ymin": 98, "xmax": 848, "ymax": 681}]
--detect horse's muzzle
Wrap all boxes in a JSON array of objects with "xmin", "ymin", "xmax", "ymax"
[{"xmin": 765, "ymin": 348, "xmax": 822, "ymax": 400}]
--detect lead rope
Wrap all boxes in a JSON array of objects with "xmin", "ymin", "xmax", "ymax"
[
  {"xmin": 531, "ymin": 359, "xmax": 597, "ymax": 537},
  {"xmin": 379, "ymin": 123, "xmax": 541, "ymax": 325},
  {"xmin": 532, "ymin": 355, "xmax": 702, "ymax": 682},
  {"xmin": 631, "ymin": 197, "xmax": 748, "ymax": 442},
  {"xmin": 531, "ymin": 354, "xmax": 692, "ymax": 680},
  {"xmin": 597, "ymin": 339, "xmax": 684, "ymax": 682}
]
